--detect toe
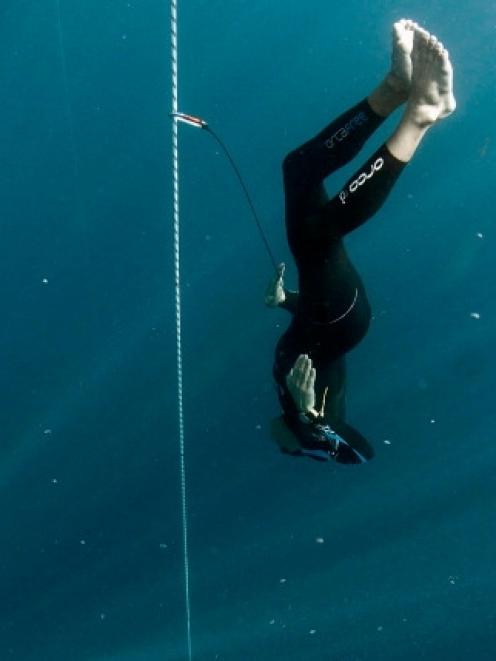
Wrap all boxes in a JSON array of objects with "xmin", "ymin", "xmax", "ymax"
[{"xmin": 414, "ymin": 28, "xmax": 429, "ymax": 53}]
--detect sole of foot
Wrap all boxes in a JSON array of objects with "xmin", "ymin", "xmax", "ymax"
[{"xmin": 406, "ymin": 26, "xmax": 456, "ymax": 127}]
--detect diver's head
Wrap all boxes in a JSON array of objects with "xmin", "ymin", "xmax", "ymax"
[
  {"xmin": 270, "ymin": 412, "xmax": 331, "ymax": 451},
  {"xmin": 272, "ymin": 412, "xmax": 341, "ymax": 453}
]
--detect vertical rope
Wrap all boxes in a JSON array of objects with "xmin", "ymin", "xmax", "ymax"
[{"xmin": 171, "ymin": 0, "xmax": 193, "ymax": 659}]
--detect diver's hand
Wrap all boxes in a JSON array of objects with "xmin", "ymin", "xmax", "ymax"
[
  {"xmin": 265, "ymin": 262, "xmax": 286, "ymax": 307},
  {"xmin": 286, "ymin": 354, "xmax": 317, "ymax": 415}
]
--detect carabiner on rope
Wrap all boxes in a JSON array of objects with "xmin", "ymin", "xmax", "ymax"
[{"xmin": 170, "ymin": 111, "xmax": 208, "ymax": 129}]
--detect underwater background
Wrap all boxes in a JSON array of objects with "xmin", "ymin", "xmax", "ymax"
[{"xmin": 1, "ymin": 0, "xmax": 495, "ymax": 659}]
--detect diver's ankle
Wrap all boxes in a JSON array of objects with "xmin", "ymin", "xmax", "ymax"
[
  {"xmin": 368, "ymin": 77, "xmax": 407, "ymax": 118},
  {"xmin": 386, "ymin": 113, "xmax": 429, "ymax": 162}
]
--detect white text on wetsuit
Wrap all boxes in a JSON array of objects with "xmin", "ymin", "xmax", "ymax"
[
  {"xmin": 324, "ymin": 111, "xmax": 368, "ymax": 150},
  {"xmin": 338, "ymin": 157, "xmax": 384, "ymax": 205}
]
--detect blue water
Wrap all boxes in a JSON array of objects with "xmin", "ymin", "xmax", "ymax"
[{"xmin": 1, "ymin": 1, "xmax": 495, "ymax": 659}]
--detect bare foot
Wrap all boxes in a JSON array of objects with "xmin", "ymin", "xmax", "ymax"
[
  {"xmin": 406, "ymin": 27, "xmax": 456, "ymax": 127},
  {"xmin": 367, "ymin": 19, "xmax": 417, "ymax": 117},
  {"xmin": 386, "ymin": 19, "xmax": 417, "ymax": 96}
]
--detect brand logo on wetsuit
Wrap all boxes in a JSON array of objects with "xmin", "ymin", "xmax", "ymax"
[
  {"xmin": 338, "ymin": 157, "xmax": 384, "ymax": 205},
  {"xmin": 324, "ymin": 111, "xmax": 368, "ymax": 150}
]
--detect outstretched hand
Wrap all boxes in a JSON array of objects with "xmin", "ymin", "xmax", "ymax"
[{"xmin": 265, "ymin": 262, "xmax": 286, "ymax": 307}]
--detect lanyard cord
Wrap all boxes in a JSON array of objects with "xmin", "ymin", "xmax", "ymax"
[
  {"xmin": 170, "ymin": 112, "xmax": 278, "ymax": 271},
  {"xmin": 204, "ymin": 125, "xmax": 278, "ymax": 271}
]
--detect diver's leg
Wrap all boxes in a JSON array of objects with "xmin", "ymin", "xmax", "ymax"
[
  {"xmin": 282, "ymin": 101, "xmax": 385, "ymax": 202},
  {"xmin": 321, "ymin": 26, "xmax": 455, "ymax": 236},
  {"xmin": 283, "ymin": 19, "xmax": 416, "ymax": 202}
]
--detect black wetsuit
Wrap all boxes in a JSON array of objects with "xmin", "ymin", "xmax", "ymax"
[{"xmin": 274, "ymin": 98, "xmax": 406, "ymax": 464}]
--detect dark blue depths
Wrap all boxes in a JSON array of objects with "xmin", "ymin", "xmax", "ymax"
[{"xmin": 1, "ymin": 0, "xmax": 495, "ymax": 659}]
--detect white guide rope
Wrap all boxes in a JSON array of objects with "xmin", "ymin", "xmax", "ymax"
[{"xmin": 171, "ymin": 0, "xmax": 193, "ymax": 658}]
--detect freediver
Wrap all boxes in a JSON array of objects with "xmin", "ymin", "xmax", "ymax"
[{"xmin": 266, "ymin": 20, "xmax": 456, "ymax": 463}]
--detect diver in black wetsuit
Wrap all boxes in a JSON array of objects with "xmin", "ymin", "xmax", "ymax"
[{"xmin": 266, "ymin": 20, "xmax": 456, "ymax": 464}]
